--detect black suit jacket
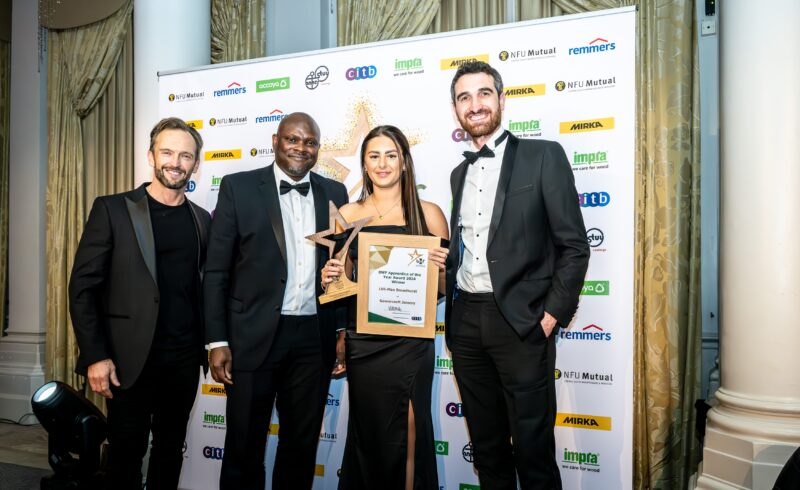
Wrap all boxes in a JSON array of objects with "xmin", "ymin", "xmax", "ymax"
[
  {"xmin": 69, "ymin": 184, "xmax": 211, "ymax": 388},
  {"xmin": 445, "ymin": 134, "xmax": 590, "ymax": 341},
  {"xmin": 203, "ymin": 164, "xmax": 348, "ymax": 371}
]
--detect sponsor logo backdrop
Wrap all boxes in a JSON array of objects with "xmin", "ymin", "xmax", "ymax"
[{"xmin": 158, "ymin": 7, "xmax": 635, "ymax": 489}]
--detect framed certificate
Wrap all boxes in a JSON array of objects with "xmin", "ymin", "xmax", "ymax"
[{"xmin": 356, "ymin": 232, "xmax": 440, "ymax": 339}]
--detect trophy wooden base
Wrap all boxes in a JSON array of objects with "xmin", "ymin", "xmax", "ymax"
[{"xmin": 319, "ymin": 276, "xmax": 358, "ymax": 304}]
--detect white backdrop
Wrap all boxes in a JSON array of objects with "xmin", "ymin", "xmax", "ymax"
[{"xmin": 155, "ymin": 7, "xmax": 636, "ymax": 489}]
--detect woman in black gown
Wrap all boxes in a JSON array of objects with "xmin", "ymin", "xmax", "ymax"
[{"xmin": 322, "ymin": 125, "xmax": 449, "ymax": 490}]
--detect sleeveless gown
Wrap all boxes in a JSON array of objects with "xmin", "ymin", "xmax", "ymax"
[{"xmin": 338, "ymin": 225, "xmax": 439, "ymax": 490}]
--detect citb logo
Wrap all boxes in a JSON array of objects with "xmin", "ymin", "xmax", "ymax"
[
  {"xmin": 579, "ymin": 192, "xmax": 610, "ymax": 207},
  {"xmin": 203, "ymin": 446, "xmax": 224, "ymax": 459},
  {"xmin": 452, "ymin": 128, "xmax": 472, "ymax": 142},
  {"xmin": 346, "ymin": 66, "xmax": 377, "ymax": 80},
  {"xmin": 445, "ymin": 402, "xmax": 464, "ymax": 417}
]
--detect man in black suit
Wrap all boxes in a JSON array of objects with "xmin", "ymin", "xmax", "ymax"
[
  {"xmin": 445, "ymin": 61, "xmax": 590, "ymax": 490},
  {"xmin": 69, "ymin": 117, "xmax": 211, "ymax": 489},
  {"xmin": 204, "ymin": 112, "xmax": 348, "ymax": 489}
]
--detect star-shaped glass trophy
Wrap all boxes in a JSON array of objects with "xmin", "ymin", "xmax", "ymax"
[{"xmin": 306, "ymin": 201, "xmax": 373, "ymax": 304}]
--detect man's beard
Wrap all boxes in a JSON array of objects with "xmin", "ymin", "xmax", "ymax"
[
  {"xmin": 155, "ymin": 165, "xmax": 190, "ymax": 190},
  {"xmin": 459, "ymin": 108, "xmax": 502, "ymax": 139}
]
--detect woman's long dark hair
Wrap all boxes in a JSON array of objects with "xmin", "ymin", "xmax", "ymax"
[{"xmin": 358, "ymin": 125, "xmax": 428, "ymax": 236}]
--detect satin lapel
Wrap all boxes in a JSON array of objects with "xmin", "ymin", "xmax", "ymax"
[
  {"xmin": 450, "ymin": 161, "xmax": 469, "ymax": 258},
  {"xmin": 487, "ymin": 135, "xmax": 518, "ymax": 249},
  {"xmin": 260, "ymin": 164, "xmax": 287, "ymax": 265},
  {"xmin": 310, "ymin": 173, "xmax": 329, "ymax": 269},
  {"xmin": 187, "ymin": 201, "xmax": 207, "ymax": 273},
  {"xmin": 124, "ymin": 188, "xmax": 157, "ymax": 285}
]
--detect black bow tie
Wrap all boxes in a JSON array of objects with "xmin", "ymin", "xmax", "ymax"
[
  {"xmin": 462, "ymin": 131, "xmax": 509, "ymax": 164},
  {"xmin": 279, "ymin": 180, "xmax": 310, "ymax": 196},
  {"xmin": 463, "ymin": 145, "xmax": 494, "ymax": 164}
]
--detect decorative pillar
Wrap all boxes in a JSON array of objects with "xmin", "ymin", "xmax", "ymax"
[
  {"xmin": 696, "ymin": 1, "xmax": 800, "ymax": 488},
  {"xmin": 133, "ymin": 0, "xmax": 210, "ymax": 186}
]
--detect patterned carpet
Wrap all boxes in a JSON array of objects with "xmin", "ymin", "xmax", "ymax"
[{"xmin": 0, "ymin": 462, "xmax": 52, "ymax": 490}]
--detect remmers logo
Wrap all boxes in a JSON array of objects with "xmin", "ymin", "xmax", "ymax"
[
  {"xmin": 305, "ymin": 66, "xmax": 329, "ymax": 89},
  {"xmin": 579, "ymin": 192, "xmax": 610, "ymax": 207},
  {"xmin": 346, "ymin": 65, "xmax": 377, "ymax": 80},
  {"xmin": 559, "ymin": 324, "xmax": 612, "ymax": 341},
  {"xmin": 327, "ymin": 393, "xmax": 340, "ymax": 407},
  {"xmin": 568, "ymin": 38, "xmax": 616, "ymax": 55},
  {"xmin": 213, "ymin": 81, "xmax": 246, "ymax": 97},
  {"xmin": 560, "ymin": 117, "xmax": 615, "ymax": 134},
  {"xmin": 256, "ymin": 77, "xmax": 290, "ymax": 92},
  {"xmin": 255, "ymin": 109, "xmax": 288, "ymax": 124}
]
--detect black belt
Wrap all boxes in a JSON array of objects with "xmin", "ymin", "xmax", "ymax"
[{"xmin": 455, "ymin": 288, "xmax": 494, "ymax": 302}]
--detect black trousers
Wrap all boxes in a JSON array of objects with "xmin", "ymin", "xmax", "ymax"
[
  {"xmin": 220, "ymin": 315, "xmax": 331, "ymax": 490},
  {"xmin": 105, "ymin": 349, "xmax": 199, "ymax": 490},
  {"xmin": 449, "ymin": 291, "xmax": 562, "ymax": 490}
]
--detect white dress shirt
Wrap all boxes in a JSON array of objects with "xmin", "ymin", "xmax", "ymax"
[
  {"xmin": 456, "ymin": 126, "xmax": 508, "ymax": 293},
  {"xmin": 208, "ymin": 164, "xmax": 318, "ymax": 350},
  {"xmin": 273, "ymin": 164, "xmax": 318, "ymax": 315}
]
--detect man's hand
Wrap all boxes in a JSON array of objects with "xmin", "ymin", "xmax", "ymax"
[
  {"xmin": 210, "ymin": 346, "xmax": 234, "ymax": 385},
  {"xmin": 540, "ymin": 311, "xmax": 558, "ymax": 338},
  {"xmin": 332, "ymin": 331, "xmax": 346, "ymax": 377},
  {"xmin": 87, "ymin": 359, "xmax": 120, "ymax": 398}
]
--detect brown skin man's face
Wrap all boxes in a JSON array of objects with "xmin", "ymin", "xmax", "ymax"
[{"xmin": 272, "ymin": 116, "xmax": 321, "ymax": 181}]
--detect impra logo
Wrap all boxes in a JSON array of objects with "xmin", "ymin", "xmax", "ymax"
[
  {"xmin": 556, "ymin": 413, "xmax": 612, "ymax": 431},
  {"xmin": 560, "ymin": 117, "xmax": 615, "ymax": 134},
  {"xmin": 204, "ymin": 149, "xmax": 242, "ymax": 161},
  {"xmin": 440, "ymin": 54, "xmax": 489, "ymax": 70}
]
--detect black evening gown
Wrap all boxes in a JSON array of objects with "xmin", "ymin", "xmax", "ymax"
[{"xmin": 338, "ymin": 225, "xmax": 438, "ymax": 490}]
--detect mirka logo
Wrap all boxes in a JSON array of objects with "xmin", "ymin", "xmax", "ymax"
[
  {"xmin": 185, "ymin": 120, "xmax": 203, "ymax": 130},
  {"xmin": 202, "ymin": 384, "xmax": 227, "ymax": 397},
  {"xmin": 168, "ymin": 91, "xmax": 205, "ymax": 102},
  {"xmin": 556, "ymin": 76, "xmax": 616, "ymax": 92},
  {"xmin": 568, "ymin": 38, "xmax": 616, "ymax": 55},
  {"xmin": 205, "ymin": 149, "xmax": 242, "ymax": 161},
  {"xmin": 504, "ymin": 83, "xmax": 546, "ymax": 98},
  {"xmin": 556, "ymin": 413, "xmax": 612, "ymax": 431},
  {"xmin": 435, "ymin": 322, "xmax": 445, "ymax": 335},
  {"xmin": 315, "ymin": 464, "xmax": 325, "ymax": 477},
  {"xmin": 440, "ymin": 54, "xmax": 489, "ymax": 70},
  {"xmin": 560, "ymin": 117, "xmax": 614, "ymax": 134},
  {"xmin": 508, "ymin": 118, "xmax": 542, "ymax": 138},
  {"xmin": 562, "ymin": 448, "xmax": 601, "ymax": 473},
  {"xmin": 268, "ymin": 423, "xmax": 279, "ymax": 436},
  {"xmin": 213, "ymin": 81, "xmax": 246, "ymax": 97}
]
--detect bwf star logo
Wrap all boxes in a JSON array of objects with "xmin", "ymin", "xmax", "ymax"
[{"xmin": 408, "ymin": 249, "xmax": 423, "ymax": 265}]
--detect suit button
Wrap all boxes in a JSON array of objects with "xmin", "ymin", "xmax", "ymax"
[
  {"xmin": 281, "ymin": 278, "xmax": 286, "ymax": 284},
  {"xmin": 274, "ymin": 305, "xmax": 280, "ymax": 311}
]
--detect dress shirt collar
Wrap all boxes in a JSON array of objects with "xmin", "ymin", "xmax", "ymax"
[{"xmin": 273, "ymin": 163, "xmax": 311, "ymax": 194}]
